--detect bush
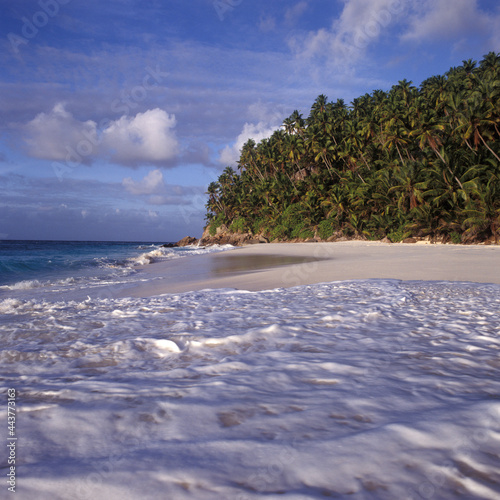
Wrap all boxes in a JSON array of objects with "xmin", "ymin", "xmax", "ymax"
[
  {"xmin": 291, "ymin": 221, "xmax": 306, "ymax": 239},
  {"xmin": 229, "ymin": 217, "xmax": 246, "ymax": 233},
  {"xmin": 282, "ymin": 204, "xmax": 304, "ymax": 228},
  {"xmin": 362, "ymin": 230, "xmax": 382, "ymax": 241},
  {"xmin": 387, "ymin": 227, "xmax": 411, "ymax": 242},
  {"xmin": 270, "ymin": 225, "xmax": 288, "ymax": 241},
  {"xmin": 252, "ymin": 218, "xmax": 267, "ymax": 235},
  {"xmin": 298, "ymin": 228, "xmax": 315, "ymax": 240},
  {"xmin": 318, "ymin": 219, "xmax": 334, "ymax": 240},
  {"xmin": 208, "ymin": 213, "xmax": 226, "ymax": 236}
]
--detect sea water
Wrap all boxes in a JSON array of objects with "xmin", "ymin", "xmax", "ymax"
[
  {"xmin": 0, "ymin": 240, "xmax": 235, "ymax": 290},
  {"xmin": 1, "ymin": 241, "xmax": 500, "ymax": 499}
]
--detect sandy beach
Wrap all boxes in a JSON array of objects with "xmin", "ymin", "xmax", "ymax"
[
  {"xmin": 121, "ymin": 241, "xmax": 500, "ymax": 297},
  {"xmin": 4, "ymin": 241, "xmax": 500, "ymax": 499}
]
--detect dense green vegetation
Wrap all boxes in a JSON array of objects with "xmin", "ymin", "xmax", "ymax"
[{"xmin": 206, "ymin": 54, "xmax": 500, "ymax": 243}]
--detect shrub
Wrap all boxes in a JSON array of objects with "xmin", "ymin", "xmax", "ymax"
[
  {"xmin": 229, "ymin": 217, "xmax": 246, "ymax": 233},
  {"xmin": 318, "ymin": 219, "xmax": 334, "ymax": 240},
  {"xmin": 208, "ymin": 213, "xmax": 226, "ymax": 236},
  {"xmin": 291, "ymin": 221, "xmax": 306, "ymax": 239},
  {"xmin": 387, "ymin": 227, "xmax": 411, "ymax": 242},
  {"xmin": 270, "ymin": 225, "xmax": 288, "ymax": 241},
  {"xmin": 252, "ymin": 218, "xmax": 267, "ymax": 235},
  {"xmin": 298, "ymin": 228, "xmax": 315, "ymax": 240}
]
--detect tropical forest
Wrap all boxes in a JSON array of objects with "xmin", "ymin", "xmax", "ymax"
[{"xmin": 206, "ymin": 53, "xmax": 500, "ymax": 244}]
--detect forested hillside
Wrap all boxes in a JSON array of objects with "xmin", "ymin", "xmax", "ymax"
[{"xmin": 206, "ymin": 53, "xmax": 500, "ymax": 243}]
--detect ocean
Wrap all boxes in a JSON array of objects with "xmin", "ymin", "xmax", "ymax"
[{"xmin": 1, "ymin": 240, "xmax": 500, "ymax": 499}]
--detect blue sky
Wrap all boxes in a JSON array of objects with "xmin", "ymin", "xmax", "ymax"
[{"xmin": 1, "ymin": 0, "xmax": 499, "ymax": 241}]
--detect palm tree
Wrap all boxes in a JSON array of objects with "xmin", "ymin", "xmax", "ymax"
[
  {"xmin": 461, "ymin": 174, "xmax": 500, "ymax": 242},
  {"xmin": 239, "ymin": 139, "xmax": 265, "ymax": 182},
  {"xmin": 455, "ymin": 97, "xmax": 500, "ymax": 162},
  {"xmin": 204, "ymin": 54, "xmax": 500, "ymax": 243}
]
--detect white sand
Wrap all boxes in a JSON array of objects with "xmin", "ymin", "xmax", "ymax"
[{"xmin": 122, "ymin": 241, "xmax": 500, "ymax": 297}]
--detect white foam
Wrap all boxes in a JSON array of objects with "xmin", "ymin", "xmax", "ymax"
[
  {"xmin": 8, "ymin": 279, "xmax": 44, "ymax": 290},
  {"xmin": 3, "ymin": 279, "xmax": 500, "ymax": 499},
  {"xmin": 130, "ymin": 243, "xmax": 235, "ymax": 266}
]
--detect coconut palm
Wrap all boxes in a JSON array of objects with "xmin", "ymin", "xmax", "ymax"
[{"xmin": 206, "ymin": 53, "xmax": 500, "ymax": 243}]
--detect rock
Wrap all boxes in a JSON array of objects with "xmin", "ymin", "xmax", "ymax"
[
  {"xmin": 229, "ymin": 233, "xmax": 250, "ymax": 246},
  {"xmin": 381, "ymin": 237, "xmax": 392, "ymax": 243},
  {"xmin": 245, "ymin": 237, "xmax": 270, "ymax": 245},
  {"xmin": 175, "ymin": 236, "xmax": 199, "ymax": 247},
  {"xmin": 402, "ymin": 237, "xmax": 417, "ymax": 244},
  {"xmin": 325, "ymin": 231, "xmax": 344, "ymax": 242},
  {"xmin": 198, "ymin": 228, "xmax": 266, "ymax": 247}
]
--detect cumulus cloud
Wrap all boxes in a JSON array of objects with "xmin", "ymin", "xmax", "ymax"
[
  {"xmin": 219, "ymin": 121, "xmax": 281, "ymax": 166},
  {"xmin": 23, "ymin": 103, "xmax": 98, "ymax": 163},
  {"xmin": 102, "ymin": 108, "xmax": 179, "ymax": 166},
  {"xmin": 122, "ymin": 169, "xmax": 165, "ymax": 195},
  {"xmin": 402, "ymin": 0, "xmax": 499, "ymax": 45},
  {"xmin": 218, "ymin": 100, "xmax": 285, "ymax": 166},
  {"xmin": 21, "ymin": 104, "xmax": 179, "ymax": 167},
  {"xmin": 289, "ymin": 0, "xmax": 407, "ymax": 66}
]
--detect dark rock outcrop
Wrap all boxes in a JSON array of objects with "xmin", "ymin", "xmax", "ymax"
[
  {"xmin": 174, "ymin": 236, "xmax": 199, "ymax": 247},
  {"xmin": 198, "ymin": 227, "xmax": 268, "ymax": 247}
]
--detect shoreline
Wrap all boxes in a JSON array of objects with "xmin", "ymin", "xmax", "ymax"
[
  {"xmin": 121, "ymin": 241, "xmax": 500, "ymax": 297},
  {"xmin": 175, "ymin": 228, "xmax": 499, "ymax": 248}
]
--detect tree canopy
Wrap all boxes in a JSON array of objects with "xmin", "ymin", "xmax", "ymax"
[{"xmin": 206, "ymin": 53, "xmax": 500, "ymax": 243}]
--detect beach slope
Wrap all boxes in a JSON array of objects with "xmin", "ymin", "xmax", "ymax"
[{"xmin": 124, "ymin": 241, "xmax": 500, "ymax": 297}]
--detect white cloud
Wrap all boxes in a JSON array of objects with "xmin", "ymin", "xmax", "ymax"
[
  {"xmin": 247, "ymin": 101, "xmax": 285, "ymax": 124},
  {"xmin": 122, "ymin": 169, "xmax": 165, "ymax": 195},
  {"xmin": 102, "ymin": 108, "xmax": 179, "ymax": 166},
  {"xmin": 219, "ymin": 101, "xmax": 284, "ymax": 166},
  {"xmin": 219, "ymin": 121, "xmax": 281, "ymax": 166},
  {"xmin": 23, "ymin": 103, "xmax": 98, "ymax": 163},
  {"xmin": 402, "ymin": 0, "xmax": 499, "ymax": 45},
  {"xmin": 289, "ymin": 0, "xmax": 407, "ymax": 66},
  {"xmin": 21, "ymin": 104, "xmax": 179, "ymax": 167},
  {"xmin": 122, "ymin": 171, "xmax": 196, "ymax": 206}
]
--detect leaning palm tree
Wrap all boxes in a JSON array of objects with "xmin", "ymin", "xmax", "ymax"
[{"xmin": 455, "ymin": 97, "xmax": 500, "ymax": 162}]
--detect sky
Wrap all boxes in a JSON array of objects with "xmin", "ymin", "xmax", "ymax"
[{"xmin": 0, "ymin": 0, "xmax": 499, "ymax": 242}]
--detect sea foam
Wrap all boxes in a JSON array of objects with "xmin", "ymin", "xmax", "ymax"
[{"xmin": 2, "ymin": 279, "xmax": 500, "ymax": 499}]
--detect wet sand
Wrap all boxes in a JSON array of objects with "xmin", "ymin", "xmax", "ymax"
[{"xmin": 120, "ymin": 241, "xmax": 500, "ymax": 297}]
